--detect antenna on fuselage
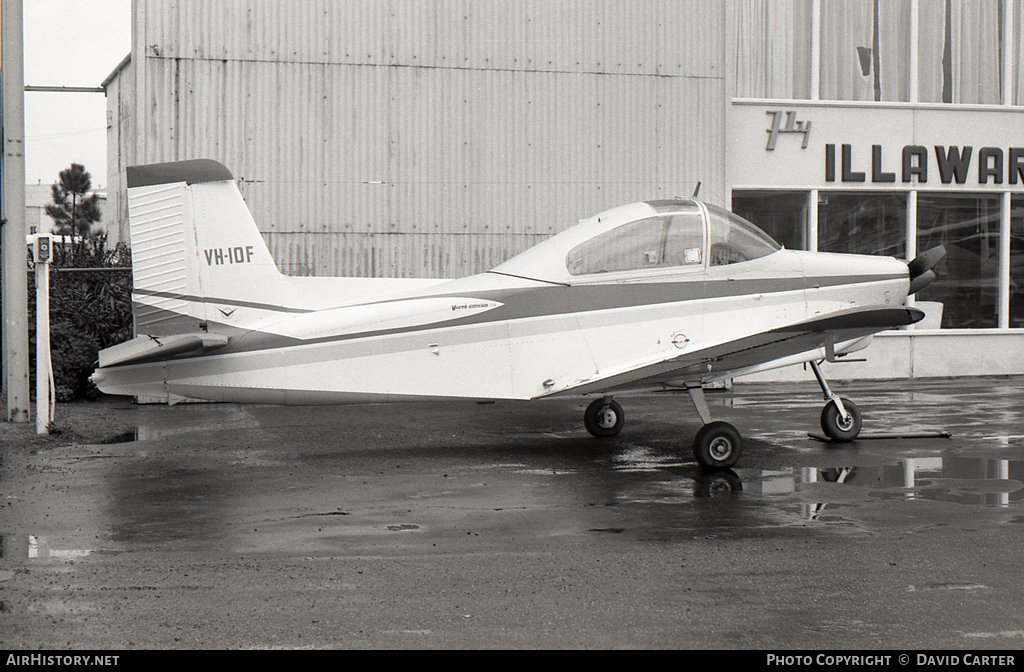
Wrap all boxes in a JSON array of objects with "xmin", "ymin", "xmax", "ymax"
[{"xmin": 692, "ymin": 181, "xmax": 701, "ymax": 198}]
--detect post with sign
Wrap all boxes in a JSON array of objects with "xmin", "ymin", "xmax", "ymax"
[{"xmin": 33, "ymin": 235, "xmax": 52, "ymax": 433}]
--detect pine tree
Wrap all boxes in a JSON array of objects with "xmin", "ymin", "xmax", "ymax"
[{"xmin": 45, "ymin": 163, "xmax": 102, "ymax": 265}]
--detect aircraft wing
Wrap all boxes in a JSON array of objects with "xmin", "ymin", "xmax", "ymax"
[{"xmin": 542, "ymin": 305, "xmax": 924, "ymax": 398}]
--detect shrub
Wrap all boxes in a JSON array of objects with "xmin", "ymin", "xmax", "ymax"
[{"xmin": 28, "ymin": 238, "xmax": 133, "ymax": 401}]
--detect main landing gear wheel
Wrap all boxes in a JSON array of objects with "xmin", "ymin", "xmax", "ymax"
[
  {"xmin": 820, "ymin": 397, "xmax": 862, "ymax": 441},
  {"xmin": 692, "ymin": 421, "xmax": 742, "ymax": 471},
  {"xmin": 584, "ymin": 398, "xmax": 624, "ymax": 437}
]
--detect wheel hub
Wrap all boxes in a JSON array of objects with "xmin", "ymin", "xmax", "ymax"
[
  {"xmin": 835, "ymin": 413, "xmax": 854, "ymax": 431},
  {"xmin": 597, "ymin": 408, "xmax": 618, "ymax": 429},
  {"xmin": 708, "ymin": 436, "xmax": 733, "ymax": 460}
]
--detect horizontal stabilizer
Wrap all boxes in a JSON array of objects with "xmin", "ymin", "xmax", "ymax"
[{"xmin": 98, "ymin": 333, "xmax": 229, "ymax": 368}]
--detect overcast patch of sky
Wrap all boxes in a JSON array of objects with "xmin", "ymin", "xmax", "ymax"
[{"xmin": 23, "ymin": 0, "xmax": 131, "ymax": 189}]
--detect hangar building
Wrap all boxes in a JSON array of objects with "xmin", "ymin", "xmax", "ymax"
[{"xmin": 102, "ymin": 0, "xmax": 1024, "ymax": 379}]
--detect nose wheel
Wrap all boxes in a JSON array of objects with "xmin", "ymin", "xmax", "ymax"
[
  {"xmin": 810, "ymin": 361, "xmax": 863, "ymax": 441},
  {"xmin": 821, "ymin": 396, "xmax": 862, "ymax": 440}
]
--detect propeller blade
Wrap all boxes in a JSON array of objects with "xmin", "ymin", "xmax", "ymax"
[
  {"xmin": 908, "ymin": 245, "xmax": 946, "ymax": 279},
  {"xmin": 908, "ymin": 268, "xmax": 935, "ymax": 295}
]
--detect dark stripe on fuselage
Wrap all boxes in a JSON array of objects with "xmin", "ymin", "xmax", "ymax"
[
  {"xmin": 133, "ymin": 287, "xmax": 314, "ymax": 314},
  {"xmin": 118, "ymin": 271, "xmax": 905, "ymax": 365}
]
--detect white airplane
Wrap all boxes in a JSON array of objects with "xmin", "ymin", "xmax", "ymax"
[{"xmin": 91, "ymin": 159, "xmax": 944, "ymax": 470}]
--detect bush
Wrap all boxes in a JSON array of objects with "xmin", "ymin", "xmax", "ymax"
[{"xmin": 28, "ymin": 238, "xmax": 133, "ymax": 401}]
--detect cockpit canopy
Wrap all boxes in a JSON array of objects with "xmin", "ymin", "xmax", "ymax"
[{"xmin": 491, "ymin": 199, "xmax": 781, "ymax": 283}]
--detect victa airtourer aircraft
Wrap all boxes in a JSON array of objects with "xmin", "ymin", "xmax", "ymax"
[{"xmin": 91, "ymin": 159, "xmax": 945, "ymax": 470}]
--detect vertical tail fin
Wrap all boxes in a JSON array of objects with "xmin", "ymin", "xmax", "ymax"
[{"xmin": 126, "ymin": 159, "xmax": 283, "ymax": 336}]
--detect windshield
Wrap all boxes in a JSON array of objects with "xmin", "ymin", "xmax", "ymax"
[{"xmin": 704, "ymin": 204, "xmax": 781, "ymax": 266}]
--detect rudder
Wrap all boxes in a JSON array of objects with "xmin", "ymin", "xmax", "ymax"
[{"xmin": 126, "ymin": 159, "xmax": 284, "ymax": 336}]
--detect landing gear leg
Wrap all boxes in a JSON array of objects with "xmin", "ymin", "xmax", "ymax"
[
  {"xmin": 687, "ymin": 385, "xmax": 742, "ymax": 471},
  {"xmin": 809, "ymin": 360, "xmax": 862, "ymax": 441}
]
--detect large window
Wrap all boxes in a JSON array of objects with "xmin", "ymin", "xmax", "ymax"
[
  {"xmin": 732, "ymin": 191, "xmax": 808, "ymax": 251},
  {"xmin": 819, "ymin": 192, "xmax": 906, "ymax": 258},
  {"xmin": 819, "ymin": 0, "xmax": 912, "ymax": 102},
  {"xmin": 733, "ymin": 0, "xmax": 1014, "ymax": 104},
  {"xmin": 916, "ymin": 194, "xmax": 1000, "ymax": 328},
  {"xmin": 918, "ymin": 0, "xmax": 1004, "ymax": 104},
  {"xmin": 1010, "ymin": 196, "xmax": 1024, "ymax": 327}
]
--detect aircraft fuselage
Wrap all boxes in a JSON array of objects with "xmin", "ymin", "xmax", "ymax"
[{"xmin": 93, "ymin": 248, "xmax": 908, "ymax": 405}]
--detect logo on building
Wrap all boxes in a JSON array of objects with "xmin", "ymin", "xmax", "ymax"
[
  {"xmin": 765, "ymin": 111, "xmax": 812, "ymax": 151},
  {"xmin": 824, "ymin": 144, "xmax": 1024, "ymax": 185}
]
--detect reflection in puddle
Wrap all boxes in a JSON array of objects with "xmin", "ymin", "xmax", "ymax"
[
  {"xmin": 746, "ymin": 457, "xmax": 1023, "ymax": 519},
  {"xmin": 695, "ymin": 470, "xmax": 743, "ymax": 497},
  {"xmin": 607, "ymin": 454, "xmax": 1022, "ymax": 534}
]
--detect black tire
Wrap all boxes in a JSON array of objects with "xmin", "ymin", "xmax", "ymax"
[
  {"xmin": 583, "ymin": 399, "xmax": 624, "ymax": 437},
  {"xmin": 820, "ymin": 397, "xmax": 862, "ymax": 441},
  {"xmin": 692, "ymin": 421, "xmax": 742, "ymax": 470}
]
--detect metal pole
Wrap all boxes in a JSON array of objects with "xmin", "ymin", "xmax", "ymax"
[
  {"xmin": 905, "ymin": 190, "xmax": 917, "ymax": 316},
  {"xmin": 1, "ymin": 0, "xmax": 30, "ymax": 422},
  {"xmin": 807, "ymin": 189, "xmax": 819, "ymax": 252},
  {"xmin": 998, "ymin": 191, "xmax": 1011, "ymax": 329}
]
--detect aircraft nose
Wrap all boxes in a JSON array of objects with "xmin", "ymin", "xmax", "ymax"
[{"xmin": 907, "ymin": 246, "xmax": 946, "ymax": 295}]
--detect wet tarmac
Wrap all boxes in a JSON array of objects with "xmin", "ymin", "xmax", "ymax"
[{"xmin": 1, "ymin": 376, "xmax": 1023, "ymax": 649}]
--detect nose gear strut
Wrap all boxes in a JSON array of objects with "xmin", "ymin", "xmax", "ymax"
[{"xmin": 809, "ymin": 360, "xmax": 863, "ymax": 441}]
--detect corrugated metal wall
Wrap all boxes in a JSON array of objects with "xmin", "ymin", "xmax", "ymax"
[
  {"xmin": 105, "ymin": 56, "xmax": 136, "ymax": 245},
  {"xmin": 115, "ymin": 0, "xmax": 727, "ymax": 278}
]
